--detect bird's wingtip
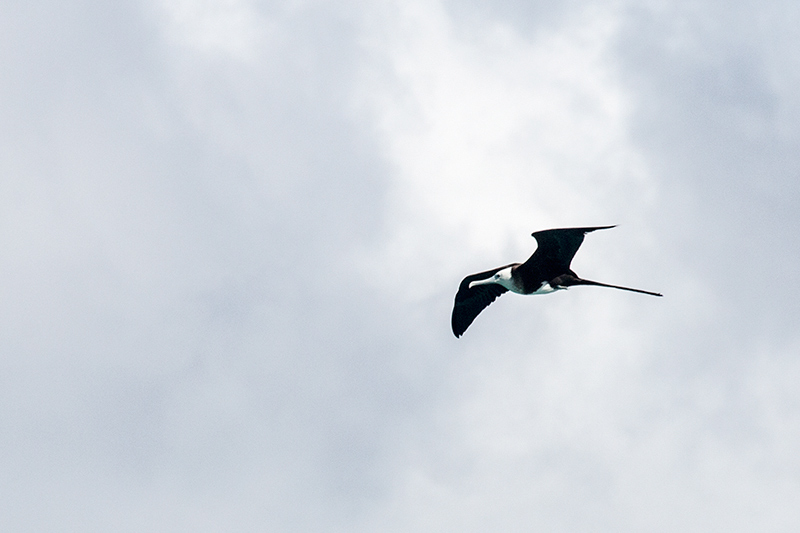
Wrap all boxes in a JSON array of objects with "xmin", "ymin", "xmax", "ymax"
[{"xmin": 531, "ymin": 224, "xmax": 618, "ymax": 237}]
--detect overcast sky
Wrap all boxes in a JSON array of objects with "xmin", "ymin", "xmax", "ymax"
[{"xmin": 2, "ymin": 0, "xmax": 800, "ymax": 531}]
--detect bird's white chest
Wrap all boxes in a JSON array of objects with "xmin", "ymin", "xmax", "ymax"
[{"xmin": 529, "ymin": 281, "xmax": 559, "ymax": 295}]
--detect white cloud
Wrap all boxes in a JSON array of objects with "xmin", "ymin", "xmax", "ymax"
[
  {"xmin": 155, "ymin": 0, "xmax": 268, "ymax": 60},
  {"xmin": 355, "ymin": 1, "xmax": 656, "ymax": 301},
  {"xmin": 3, "ymin": 0, "xmax": 800, "ymax": 531}
]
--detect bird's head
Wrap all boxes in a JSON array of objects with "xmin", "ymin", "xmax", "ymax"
[{"xmin": 469, "ymin": 266, "xmax": 514, "ymax": 290}]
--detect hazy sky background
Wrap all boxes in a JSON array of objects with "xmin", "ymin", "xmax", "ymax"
[{"xmin": 2, "ymin": 0, "xmax": 799, "ymax": 531}]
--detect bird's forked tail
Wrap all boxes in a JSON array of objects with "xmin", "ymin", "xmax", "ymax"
[{"xmin": 551, "ymin": 274, "xmax": 662, "ymax": 297}]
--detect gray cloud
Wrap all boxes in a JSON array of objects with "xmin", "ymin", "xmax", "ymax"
[{"xmin": 2, "ymin": 0, "xmax": 799, "ymax": 531}]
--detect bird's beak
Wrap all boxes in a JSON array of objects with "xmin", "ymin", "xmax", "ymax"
[{"xmin": 468, "ymin": 278, "xmax": 493, "ymax": 289}]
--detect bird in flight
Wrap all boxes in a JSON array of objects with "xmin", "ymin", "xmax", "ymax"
[{"xmin": 451, "ymin": 226, "xmax": 662, "ymax": 337}]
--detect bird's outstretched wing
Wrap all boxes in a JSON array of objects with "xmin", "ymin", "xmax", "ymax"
[
  {"xmin": 521, "ymin": 226, "xmax": 616, "ymax": 279},
  {"xmin": 451, "ymin": 266, "xmax": 512, "ymax": 337}
]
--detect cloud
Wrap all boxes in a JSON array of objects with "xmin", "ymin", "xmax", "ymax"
[
  {"xmin": 157, "ymin": 0, "xmax": 267, "ymax": 60},
  {"xmin": 355, "ymin": 2, "xmax": 658, "ymax": 301},
  {"xmin": 1, "ymin": 0, "xmax": 799, "ymax": 531}
]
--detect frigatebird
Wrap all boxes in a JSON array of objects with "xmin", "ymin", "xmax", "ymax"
[{"xmin": 451, "ymin": 226, "xmax": 662, "ymax": 337}]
